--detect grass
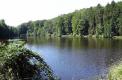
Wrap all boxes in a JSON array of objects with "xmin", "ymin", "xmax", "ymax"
[{"xmin": 108, "ymin": 61, "xmax": 122, "ymax": 80}]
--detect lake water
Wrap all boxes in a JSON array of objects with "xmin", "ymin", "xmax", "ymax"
[{"xmin": 25, "ymin": 37, "xmax": 122, "ymax": 80}]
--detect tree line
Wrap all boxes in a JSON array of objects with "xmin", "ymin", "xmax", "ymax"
[
  {"xmin": 0, "ymin": 20, "xmax": 18, "ymax": 38},
  {"xmin": 0, "ymin": 1, "xmax": 122, "ymax": 38}
]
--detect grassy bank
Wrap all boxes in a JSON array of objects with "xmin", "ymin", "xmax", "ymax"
[
  {"xmin": 0, "ymin": 40, "xmax": 58, "ymax": 80},
  {"xmin": 108, "ymin": 61, "xmax": 122, "ymax": 80},
  {"xmin": 45, "ymin": 34, "xmax": 122, "ymax": 39},
  {"xmin": 113, "ymin": 36, "xmax": 122, "ymax": 39}
]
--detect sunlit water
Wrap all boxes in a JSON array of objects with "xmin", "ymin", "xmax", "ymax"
[{"xmin": 25, "ymin": 37, "xmax": 122, "ymax": 80}]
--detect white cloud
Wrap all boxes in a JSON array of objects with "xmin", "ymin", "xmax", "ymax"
[{"xmin": 0, "ymin": 0, "xmax": 121, "ymax": 26}]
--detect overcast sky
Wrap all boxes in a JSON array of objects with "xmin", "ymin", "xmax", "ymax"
[{"xmin": 0, "ymin": 0, "xmax": 121, "ymax": 26}]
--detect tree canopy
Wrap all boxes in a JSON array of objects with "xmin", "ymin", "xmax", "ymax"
[{"xmin": 1, "ymin": 1, "xmax": 122, "ymax": 38}]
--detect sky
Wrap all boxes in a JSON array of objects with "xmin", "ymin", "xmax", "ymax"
[{"xmin": 0, "ymin": 0, "xmax": 121, "ymax": 26}]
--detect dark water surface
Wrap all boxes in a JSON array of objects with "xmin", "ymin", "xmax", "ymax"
[{"xmin": 25, "ymin": 37, "xmax": 122, "ymax": 80}]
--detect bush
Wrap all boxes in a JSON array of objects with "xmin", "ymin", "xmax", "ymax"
[{"xmin": 0, "ymin": 40, "xmax": 58, "ymax": 80}]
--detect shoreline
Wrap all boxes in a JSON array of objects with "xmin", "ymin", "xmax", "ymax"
[{"xmin": 29, "ymin": 34, "xmax": 122, "ymax": 40}]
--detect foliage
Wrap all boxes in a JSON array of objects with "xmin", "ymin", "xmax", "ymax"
[
  {"xmin": 109, "ymin": 61, "xmax": 122, "ymax": 80},
  {"xmin": 0, "ymin": 20, "xmax": 18, "ymax": 38},
  {"xmin": 0, "ymin": 40, "xmax": 58, "ymax": 80},
  {"xmin": 2, "ymin": 1, "xmax": 122, "ymax": 38}
]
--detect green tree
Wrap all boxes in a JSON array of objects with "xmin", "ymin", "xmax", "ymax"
[
  {"xmin": 72, "ymin": 11, "xmax": 81, "ymax": 36},
  {"xmin": 86, "ymin": 7, "xmax": 96, "ymax": 35},
  {"xmin": 104, "ymin": 23, "xmax": 112, "ymax": 38},
  {"xmin": 56, "ymin": 16, "xmax": 64, "ymax": 36},
  {"xmin": 118, "ymin": 15, "xmax": 122, "ymax": 35}
]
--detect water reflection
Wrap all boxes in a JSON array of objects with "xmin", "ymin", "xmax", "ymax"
[{"xmin": 25, "ymin": 37, "xmax": 122, "ymax": 80}]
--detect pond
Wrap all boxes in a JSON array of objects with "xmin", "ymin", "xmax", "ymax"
[{"xmin": 25, "ymin": 37, "xmax": 122, "ymax": 80}]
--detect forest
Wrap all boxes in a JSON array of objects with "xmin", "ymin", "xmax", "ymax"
[
  {"xmin": 0, "ymin": 20, "xmax": 18, "ymax": 38},
  {"xmin": 0, "ymin": 1, "xmax": 122, "ymax": 38}
]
